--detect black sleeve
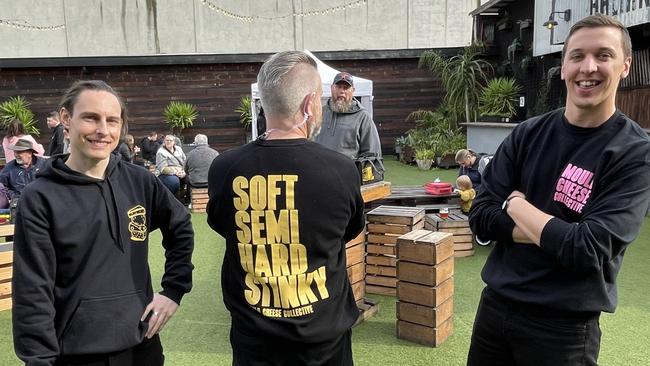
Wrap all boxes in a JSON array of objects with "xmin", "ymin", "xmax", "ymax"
[
  {"xmin": 47, "ymin": 126, "xmax": 65, "ymax": 156},
  {"xmin": 12, "ymin": 189, "xmax": 59, "ymax": 366},
  {"xmin": 206, "ymin": 154, "xmax": 230, "ymax": 236},
  {"xmin": 149, "ymin": 177, "xmax": 194, "ymax": 304},
  {"xmin": 468, "ymin": 129, "xmax": 520, "ymax": 243},
  {"xmin": 540, "ymin": 148, "xmax": 650, "ymax": 272},
  {"xmin": 343, "ymin": 163, "xmax": 365, "ymax": 243}
]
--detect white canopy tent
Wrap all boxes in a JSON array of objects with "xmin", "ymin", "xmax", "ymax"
[{"xmin": 250, "ymin": 50, "xmax": 374, "ymax": 139}]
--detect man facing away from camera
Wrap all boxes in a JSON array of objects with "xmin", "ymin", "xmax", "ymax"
[
  {"xmin": 467, "ymin": 14, "xmax": 650, "ymax": 366},
  {"xmin": 207, "ymin": 51, "xmax": 364, "ymax": 366}
]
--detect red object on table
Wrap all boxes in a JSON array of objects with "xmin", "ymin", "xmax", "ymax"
[{"xmin": 425, "ymin": 182, "xmax": 453, "ymax": 195}]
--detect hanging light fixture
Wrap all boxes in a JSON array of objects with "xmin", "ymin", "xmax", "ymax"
[{"xmin": 542, "ymin": 9, "xmax": 571, "ymax": 30}]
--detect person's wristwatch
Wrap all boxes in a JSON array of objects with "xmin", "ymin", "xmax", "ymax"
[{"xmin": 502, "ymin": 195, "xmax": 521, "ymax": 210}]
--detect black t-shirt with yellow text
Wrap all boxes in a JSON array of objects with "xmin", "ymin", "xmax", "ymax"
[{"xmin": 207, "ymin": 138, "xmax": 364, "ymax": 343}]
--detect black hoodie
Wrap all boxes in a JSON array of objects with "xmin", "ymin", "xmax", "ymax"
[{"xmin": 12, "ymin": 154, "xmax": 194, "ymax": 366}]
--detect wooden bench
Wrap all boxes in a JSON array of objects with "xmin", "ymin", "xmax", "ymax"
[
  {"xmin": 190, "ymin": 187, "xmax": 209, "ymax": 214},
  {"xmin": 0, "ymin": 224, "xmax": 14, "ymax": 311}
]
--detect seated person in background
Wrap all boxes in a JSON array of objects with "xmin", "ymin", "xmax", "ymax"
[
  {"xmin": 184, "ymin": 134, "xmax": 219, "ymax": 188},
  {"xmin": 115, "ymin": 134, "xmax": 141, "ymax": 164},
  {"xmin": 455, "ymin": 175, "xmax": 476, "ymax": 214},
  {"xmin": 140, "ymin": 131, "xmax": 161, "ymax": 163},
  {"xmin": 0, "ymin": 138, "xmax": 46, "ymax": 199},
  {"xmin": 156, "ymin": 134, "xmax": 187, "ymax": 195},
  {"xmin": 2, "ymin": 119, "xmax": 45, "ymax": 161},
  {"xmin": 455, "ymin": 149, "xmax": 492, "ymax": 190}
]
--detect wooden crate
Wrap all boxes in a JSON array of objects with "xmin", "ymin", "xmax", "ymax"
[
  {"xmin": 346, "ymin": 231, "xmax": 366, "ymax": 302},
  {"xmin": 366, "ymin": 264, "xmax": 396, "ymax": 277},
  {"xmin": 361, "ymin": 181, "xmax": 392, "ymax": 202},
  {"xmin": 366, "ymin": 255, "xmax": 397, "ymax": 267},
  {"xmin": 397, "ymin": 258, "xmax": 454, "ymax": 287},
  {"xmin": 397, "ymin": 277, "xmax": 454, "ymax": 308},
  {"xmin": 0, "ymin": 224, "xmax": 14, "ymax": 312},
  {"xmin": 425, "ymin": 213, "xmax": 475, "ymax": 257},
  {"xmin": 367, "ymin": 206, "xmax": 425, "ymax": 226},
  {"xmin": 397, "ymin": 317, "xmax": 453, "ymax": 347},
  {"xmin": 190, "ymin": 188, "xmax": 209, "ymax": 213},
  {"xmin": 366, "ymin": 284, "xmax": 396, "ymax": 297},
  {"xmin": 347, "ymin": 262, "xmax": 365, "ymax": 285},
  {"xmin": 346, "ymin": 242, "xmax": 365, "ymax": 266},
  {"xmin": 396, "ymin": 230, "xmax": 454, "ymax": 265},
  {"xmin": 397, "ymin": 297, "xmax": 453, "ymax": 328},
  {"xmin": 366, "ymin": 206, "xmax": 425, "ymax": 296},
  {"xmin": 351, "ymin": 279, "xmax": 366, "ymax": 304},
  {"xmin": 346, "ymin": 231, "xmax": 366, "ymax": 248}
]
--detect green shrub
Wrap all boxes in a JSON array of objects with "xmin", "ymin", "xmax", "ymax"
[
  {"xmin": 0, "ymin": 96, "xmax": 40, "ymax": 135},
  {"xmin": 235, "ymin": 96, "xmax": 252, "ymax": 128},
  {"xmin": 479, "ymin": 77, "xmax": 522, "ymax": 118},
  {"xmin": 163, "ymin": 101, "xmax": 198, "ymax": 137}
]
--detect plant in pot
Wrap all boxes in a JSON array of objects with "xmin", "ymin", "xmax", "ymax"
[
  {"xmin": 235, "ymin": 96, "xmax": 253, "ymax": 142},
  {"xmin": 436, "ymin": 128, "xmax": 467, "ymax": 168},
  {"xmin": 0, "ymin": 96, "xmax": 40, "ymax": 135},
  {"xmin": 163, "ymin": 101, "xmax": 198, "ymax": 140},
  {"xmin": 407, "ymin": 127, "xmax": 438, "ymax": 170},
  {"xmin": 478, "ymin": 77, "xmax": 522, "ymax": 122},
  {"xmin": 394, "ymin": 135, "xmax": 407, "ymax": 159},
  {"xmin": 419, "ymin": 44, "xmax": 492, "ymax": 125},
  {"xmin": 414, "ymin": 148, "xmax": 436, "ymax": 170}
]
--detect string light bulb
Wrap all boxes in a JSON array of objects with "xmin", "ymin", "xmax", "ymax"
[
  {"xmin": 199, "ymin": 0, "xmax": 367, "ymax": 23},
  {"xmin": 0, "ymin": 19, "xmax": 65, "ymax": 31}
]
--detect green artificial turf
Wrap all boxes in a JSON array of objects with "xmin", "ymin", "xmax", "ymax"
[{"xmin": 1, "ymin": 157, "xmax": 648, "ymax": 365}]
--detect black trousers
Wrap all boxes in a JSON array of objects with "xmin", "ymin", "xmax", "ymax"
[
  {"xmin": 467, "ymin": 287, "xmax": 601, "ymax": 366},
  {"xmin": 230, "ymin": 325, "xmax": 353, "ymax": 366},
  {"xmin": 54, "ymin": 335, "xmax": 164, "ymax": 366}
]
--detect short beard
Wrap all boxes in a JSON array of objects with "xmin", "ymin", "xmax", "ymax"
[{"xmin": 330, "ymin": 99, "xmax": 352, "ymax": 113}]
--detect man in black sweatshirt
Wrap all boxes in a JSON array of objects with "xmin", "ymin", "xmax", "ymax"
[
  {"xmin": 467, "ymin": 14, "xmax": 650, "ymax": 366},
  {"xmin": 207, "ymin": 51, "xmax": 364, "ymax": 366},
  {"xmin": 12, "ymin": 80, "xmax": 194, "ymax": 366},
  {"xmin": 45, "ymin": 111, "xmax": 65, "ymax": 156}
]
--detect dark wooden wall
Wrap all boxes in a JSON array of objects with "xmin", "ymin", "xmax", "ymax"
[
  {"xmin": 618, "ymin": 87, "xmax": 650, "ymax": 130},
  {"xmin": 0, "ymin": 57, "xmax": 441, "ymax": 154}
]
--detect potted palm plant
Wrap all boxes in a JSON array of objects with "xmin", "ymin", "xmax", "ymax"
[
  {"xmin": 419, "ymin": 44, "xmax": 492, "ymax": 125},
  {"xmin": 163, "ymin": 101, "xmax": 198, "ymax": 140},
  {"xmin": 0, "ymin": 96, "xmax": 40, "ymax": 135},
  {"xmin": 479, "ymin": 77, "xmax": 523, "ymax": 122},
  {"xmin": 235, "ymin": 96, "xmax": 253, "ymax": 141}
]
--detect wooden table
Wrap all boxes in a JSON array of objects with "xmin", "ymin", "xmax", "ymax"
[{"xmin": 367, "ymin": 185, "xmax": 460, "ymax": 212}]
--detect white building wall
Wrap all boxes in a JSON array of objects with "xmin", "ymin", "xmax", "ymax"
[
  {"xmin": 534, "ymin": 0, "xmax": 650, "ymax": 57},
  {"xmin": 0, "ymin": 0, "xmax": 478, "ymax": 59}
]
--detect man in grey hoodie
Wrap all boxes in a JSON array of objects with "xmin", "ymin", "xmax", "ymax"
[{"xmin": 315, "ymin": 72, "xmax": 382, "ymax": 160}]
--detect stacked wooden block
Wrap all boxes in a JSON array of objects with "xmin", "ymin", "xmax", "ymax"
[
  {"xmin": 0, "ymin": 225, "xmax": 14, "ymax": 311},
  {"xmin": 365, "ymin": 206, "xmax": 425, "ymax": 296},
  {"xmin": 425, "ymin": 213, "xmax": 474, "ymax": 257},
  {"xmin": 345, "ymin": 231, "xmax": 366, "ymax": 305},
  {"xmin": 396, "ymin": 229, "xmax": 455, "ymax": 347},
  {"xmin": 190, "ymin": 188, "xmax": 209, "ymax": 213}
]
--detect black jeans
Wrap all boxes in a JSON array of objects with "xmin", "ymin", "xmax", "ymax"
[
  {"xmin": 467, "ymin": 287, "xmax": 601, "ymax": 366},
  {"xmin": 54, "ymin": 335, "xmax": 164, "ymax": 366},
  {"xmin": 230, "ymin": 324, "xmax": 353, "ymax": 366}
]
